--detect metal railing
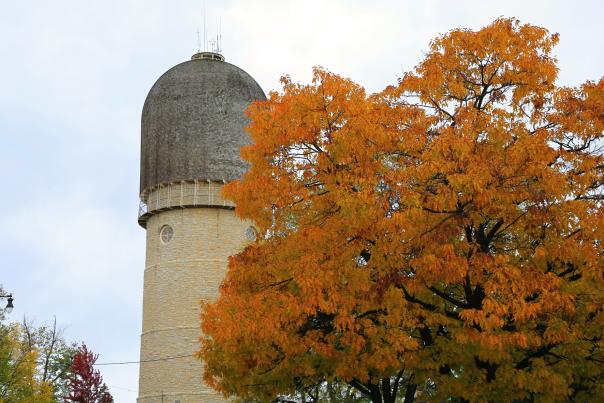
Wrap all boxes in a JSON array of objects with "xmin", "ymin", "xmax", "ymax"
[{"xmin": 137, "ymin": 180, "xmax": 236, "ymax": 225}]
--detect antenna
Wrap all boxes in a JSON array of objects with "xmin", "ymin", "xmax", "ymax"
[
  {"xmin": 196, "ymin": 29, "xmax": 201, "ymax": 53},
  {"xmin": 203, "ymin": 1, "xmax": 207, "ymax": 52},
  {"xmin": 217, "ymin": 17, "xmax": 222, "ymax": 53}
]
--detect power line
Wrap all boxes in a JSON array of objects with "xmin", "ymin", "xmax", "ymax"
[
  {"xmin": 107, "ymin": 384, "xmax": 137, "ymax": 393},
  {"xmin": 95, "ymin": 353, "xmax": 195, "ymax": 366},
  {"xmin": 23, "ymin": 353, "xmax": 196, "ymax": 367}
]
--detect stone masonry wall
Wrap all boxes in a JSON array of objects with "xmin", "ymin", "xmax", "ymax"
[{"xmin": 138, "ymin": 189, "xmax": 251, "ymax": 403}]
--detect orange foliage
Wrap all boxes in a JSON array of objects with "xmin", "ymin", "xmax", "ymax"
[{"xmin": 199, "ymin": 18, "xmax": 604, "ymax": 402}]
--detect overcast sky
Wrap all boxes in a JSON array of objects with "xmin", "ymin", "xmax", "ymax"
[{"xmin": 1, "ymin": 0, "xmax": 602, "ymax": 401}]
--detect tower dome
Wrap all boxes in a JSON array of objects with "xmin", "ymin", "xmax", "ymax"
[{"xmin": 140, "ymin": 52, "xmax": 266, "ymax": 195}]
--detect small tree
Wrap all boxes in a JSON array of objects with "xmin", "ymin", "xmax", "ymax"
[
  {"xmin": 64, "ymin": 344, "xmax": 113, "ymax": 403},
  {"xmin": 22, "ymin": 317, "xmax": 78, "ymax": 401},
  {"xmin": 0, "ymin": 323, "xmax": 54, "ymax": 403},
  {"xmin": 0, "ymin": 304, "xmax": 79, "ymax": 402}
]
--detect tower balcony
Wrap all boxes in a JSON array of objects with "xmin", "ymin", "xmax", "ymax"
[{"xmin": 138, "ymin": 180, "xmax": 235, "ymax": 228}]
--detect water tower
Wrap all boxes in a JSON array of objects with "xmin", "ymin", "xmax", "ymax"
[{"xmin": 137, "ymin": 51, "xmax": 266, "ymax": 402}]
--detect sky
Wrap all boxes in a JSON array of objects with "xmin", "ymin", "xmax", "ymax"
[{"xmin": 0, "ymin": 0, "xmax": 602, "ymax": 401}]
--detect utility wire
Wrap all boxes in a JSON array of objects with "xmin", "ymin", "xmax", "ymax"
[
  {"xmin": 95, "ymin": 353, "xmax": 195, "ymax": 366},
  {"xmin": 107, "ymin": 384, "xmax": 137, "ymax": 393},
  {"xmin": 25, "ymin": 353, "xmax": 196, "ymax": 367}
]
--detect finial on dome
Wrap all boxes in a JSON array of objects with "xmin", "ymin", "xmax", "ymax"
[{"xmin": 191, "ymin": 51, "xmax": 225, "ymax": 61}]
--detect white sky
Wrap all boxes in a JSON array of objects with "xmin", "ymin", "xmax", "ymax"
[{"xmin": 1, "ymin": 0, "xmax": 602, "ymax": 401}]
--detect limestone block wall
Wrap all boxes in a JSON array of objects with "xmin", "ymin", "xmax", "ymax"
[{"xmin": 138, "ymin": 194, "xmax": 250, "ymax": 403}]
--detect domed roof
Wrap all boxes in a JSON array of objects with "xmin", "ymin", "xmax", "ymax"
[{"xmin": 140, "ymin": 52, "xmax": 266, "ymax": 194}]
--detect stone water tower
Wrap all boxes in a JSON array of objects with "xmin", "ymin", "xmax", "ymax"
[{"xmin": 137, "ymin": 51, "xmax": 266, "ymax": 403}]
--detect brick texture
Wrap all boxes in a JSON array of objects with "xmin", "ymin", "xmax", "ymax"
[{"xmin": 138, "ymin": 185, "xmax": 250, "ymax": 403}]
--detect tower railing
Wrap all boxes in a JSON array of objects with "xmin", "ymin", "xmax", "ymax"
[{"xmin": 137, "ymin": 180, "xmax": 235, "ymax": 227}]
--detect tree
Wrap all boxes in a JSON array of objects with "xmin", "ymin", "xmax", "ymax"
[
  {"xmin": 241, "ymin": 381, "xmax": 372, "ymax": 403},
  {"xmin": 0, "ymin": 288, "xmax": 85, "ymax": 402},
  {"xmin": 199, "ymin": 18, "xmax": 604, "ymax": 402},
  {"xmin": 0, "ymin": 300, "xmax": 78, "ymax": 402},
  {"xmin": 0, "ymin": 323, "xmax": 54, "ymax": 403},
  {"xmin": 22, "ymin": 317, "xmax": 78, "ymax": 401},
  {"xmin": 64, "ymin": 344, "xmax": 113, "ymax": 403}
]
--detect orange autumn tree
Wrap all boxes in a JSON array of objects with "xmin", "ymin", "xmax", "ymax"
[{"xmin": 199, "ymin": 18, "xmax": 604, "ymax": 402}]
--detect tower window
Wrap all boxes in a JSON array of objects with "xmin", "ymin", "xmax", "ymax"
[
  {"xmin": 245, "ymin": 226, "xmax": 257, "ymax": 241},
  {"xmin": 160, "ymin": 225, "xmax": 174, "ymax": 244}
]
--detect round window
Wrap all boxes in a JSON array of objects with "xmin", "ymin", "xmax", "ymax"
[
  {"xmin": 160, "ymin": 225, "xmax": 174, "ymax": 244},
  {"xmin": 245, "ymin": 226, "xmax": 257, "ymax": 241}
]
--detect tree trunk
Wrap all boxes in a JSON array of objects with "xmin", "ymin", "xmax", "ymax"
[{"xmin": 404, "ymin": 383, "xmax": 417, "ymax": 403}]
